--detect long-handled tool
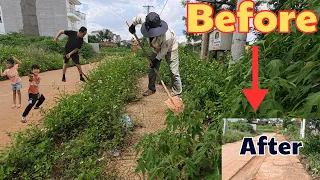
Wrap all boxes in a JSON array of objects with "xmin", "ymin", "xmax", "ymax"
[
  {"xmin": 64, "ymin": 54, "xmax": 91, "ymax": 82},
  {"xmin": 75, "ymin": 64, "xmax": 91, "ymax": 82},
  {"xmin": 126, "ymin": 22, "xmax": 184, "ymax": 115}
]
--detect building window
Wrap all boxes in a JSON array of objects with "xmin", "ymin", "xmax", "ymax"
[{"xmin": 0, "ymin": 10, "xmax": 2, "ymax": 23}]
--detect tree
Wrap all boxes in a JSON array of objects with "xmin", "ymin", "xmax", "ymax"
[
  {"xmin": 253, "ymin": 0, "xmax": 308, "ymax": 41},
  {"xmin": 181, "ymin": 0, "xmax": 202, "ymax": 44},
  {"xmin": 88, "ymin": 35, "xmax": 99, "ymax": 43},
  {"xmin": 96, "ymin": 29, "xmax": 120, "ymax": 43}
]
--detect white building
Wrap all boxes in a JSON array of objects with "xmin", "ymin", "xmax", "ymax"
[
  {"xmin": 66, "ymin": 0, "xmax": 88, "ymax": 42},
  {"xmin": 0, "ymin": 5, "xmax": 5, "ymax": 34},
  {"xmin": 91, "ymin": 30, "xmax": 101, "ymax": 37},
  {"xmin": 0, "ymin": 0, "xmax": 88, "ymax": 42}
]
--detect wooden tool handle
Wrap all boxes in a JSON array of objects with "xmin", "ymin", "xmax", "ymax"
[{"xmin": 126, "ymin": 21, "xmax": 173, "ymax": 99}]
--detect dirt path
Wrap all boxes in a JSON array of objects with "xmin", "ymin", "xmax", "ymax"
[
  {"xmin": 109, "ymin": 77, "xmax": 168, "ymax": 179},
  {"xmin": 223, "ymin": 133, "xmax": 310, "ymax": 180},
  {"xmin": 0, "ymin": 64, "xmax": 95, "ymax": 149}
]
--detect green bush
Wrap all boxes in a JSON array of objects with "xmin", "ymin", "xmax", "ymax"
[
  {"xmin": 301, "ymin": 135, "xmax": 320, "ymax": 175},
  {"xmin": 257, "ymin": 125, "xmax": 277, "ymax": 132},
  {"xmin": 302, "ymin": 135, "xmax": 320, "ymax": 155},
  {"xmin": 0, "ymin": 45, "xmax": 99, "ymax": 81},
  {"xmin": 308, "ymin": 153, "xmax": 320, "ymax": 175},
  {"xmin": 0, "ymin": 32, "xmax": 97, "ymax": 59},
  {"xmin": 223, "ymin": 131, "xmax": 254, "ymax": 144},
  {"xmin": 0, "ymin": 52, "xmax": 147, "ymax": 179},
  {"xmin": 287, "ymin": 124, "xmax": 301, "ymax": 140},
  {"xmin": 229, "ymin": 121, "xmax": 256, "ymax": 134}
]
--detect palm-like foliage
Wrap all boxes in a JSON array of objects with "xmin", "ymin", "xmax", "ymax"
[{"xmin": 96, "ymin": 29, "xmax": 119, "ymax": 42}]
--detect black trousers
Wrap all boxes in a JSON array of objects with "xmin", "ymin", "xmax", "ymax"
[{"xmin": 22, "ymin": 94, "xmax": 45, "ymax": 117}]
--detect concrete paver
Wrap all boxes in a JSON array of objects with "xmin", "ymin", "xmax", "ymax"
[
  {"xmin": 222, "ymin": 133, "xmax": 276, "ymax": 180},
  {"xmin": 254, "ymin": 134, "xmax": 310, "ymax": 180}
]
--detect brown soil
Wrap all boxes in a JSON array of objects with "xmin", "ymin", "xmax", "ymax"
[
  {"xmin": 0, "ymin": 64, "xmax": 96, "ymax": 149},
  {"xmin": 108, "ymin": 77, "xmax": 168, "ymax": 179}
]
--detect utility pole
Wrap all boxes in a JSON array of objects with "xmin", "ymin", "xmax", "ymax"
[
  {"xmin": 143, "ymin": 5, "xmax": 153, "ymax": 14},
  {"xmin": 197, "ymin": 0, "xmax": 233, "ymax": 60},
  {"xmin": 230, "ymin": 0, "xmax": 247, "ymax": 65}
]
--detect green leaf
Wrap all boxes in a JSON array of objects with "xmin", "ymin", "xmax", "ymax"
[
  {"xmin": 298, "ymin": 92, "xmax": 320, "ymax": 116},
  {"xmin": 296, "ymin": 62, "xmax": 315, "ymax": 84},
  {"xmin": 266, "ymin": 59, "xmax": 284, "ymax": 78},
  {"xmin": 304, "ymin": 43, "xmax": 320, "ymax": 61}
]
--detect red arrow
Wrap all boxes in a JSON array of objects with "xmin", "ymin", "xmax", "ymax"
[{"xmin": 242, "ymin": 46, "xmax": 268, "ymax": 112}]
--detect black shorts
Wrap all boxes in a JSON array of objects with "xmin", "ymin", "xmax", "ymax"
[{"xmin": 64, "ymin": 53, "xmax": 80, "ymax": 65}]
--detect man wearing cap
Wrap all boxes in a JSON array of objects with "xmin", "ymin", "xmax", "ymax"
[{"xmin": 129, "ymin": 12, "xmax": 182, "ymax": 97}]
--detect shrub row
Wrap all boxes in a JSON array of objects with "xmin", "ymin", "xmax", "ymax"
[
  {"xmin": 223, "ymin": 131, "xmax": 254, "ymax": 144},
  {"xmin": 0, "ymin": 32, "xmax": 97, "ymax": 59},
  {"xmin": 229, "ymin": 121, "xmax": 256, "ymax": 134},
  {"xmin": 0, "ymin": 51, "xmax": 147, "ymax": 179},
  {"xmin": 0, "ymin": 45, "xmax": 100, "ymax": 81}
]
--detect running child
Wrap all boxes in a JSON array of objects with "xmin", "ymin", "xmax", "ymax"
[
  {"xmin": 22, "ymin": 64, "xmax": 45, "ymax": 123},
  {"xmin": 0, "ymin": 57, "xmax": 22, "ymax": 108}
]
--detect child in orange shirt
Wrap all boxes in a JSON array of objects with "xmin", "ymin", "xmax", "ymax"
[
  {"xmin": 132, "ymin": 38, "xmax": 138, "ymax": 56},
  {"xmin": 21, "ymin": 64, "xmax": 45, "ymax": 123},
  {"xmin": 0, "ymin": 57, "xmax": 23, "ymax": 108}
]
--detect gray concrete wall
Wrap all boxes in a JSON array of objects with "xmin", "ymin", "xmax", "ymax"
[
  {"xmin": 0, "ymin": 0, "xmax": 23, "ymax": 33},
  {"xmin": 89, "ymin": 43, "xmax": 100, "ymax": 53},
  {"xmin": 36, "ymin": 0, "xmax": 68, "ymax": 37},
  {"xmin": 21, "ymin": 0, "xmax": 39, "ymax": 36}
]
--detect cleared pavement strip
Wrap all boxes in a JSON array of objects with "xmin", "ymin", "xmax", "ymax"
[{"xmin": 222, "ymin": 133, "xmax": 276, "ymax": 180}]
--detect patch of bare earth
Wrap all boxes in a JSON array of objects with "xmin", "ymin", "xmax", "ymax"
[
  {"xmin": 0, "ymin": 63, "xmax": 97, "ymax": 150},
  {"xmin": 107, "ymin": 77, "xmax": 168, "ymax": 179}
]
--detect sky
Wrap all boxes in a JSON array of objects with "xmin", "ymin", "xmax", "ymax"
[{"xmin": 78, "ymin": 0, "xmax": 269, "ymax": 43}]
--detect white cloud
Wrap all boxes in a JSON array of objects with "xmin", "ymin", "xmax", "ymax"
[
  {"xmin": 177, "ymin": 35, "xmax": 187, "ymax": 43},
  {"xmin": 80, "ymin": 0, "xmax": 269, "ymax": 43},
  {"xmin": 79, "ymin": 0, "xmax": 186, "ymax": 41}
]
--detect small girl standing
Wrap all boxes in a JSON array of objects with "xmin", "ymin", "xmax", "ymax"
[{"xmin": 0, "ymin": 57, "xmax": 22, "ymax": 108}]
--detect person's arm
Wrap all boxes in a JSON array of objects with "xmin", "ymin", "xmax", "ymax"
[
  {"xmin": 37, "ymin": 77, "xmax": 41, "ymax": 98},
  {"xmin": 0, "ymin": 67, "xmax": 5, "ymax": 77},
  {"xmin": 12, "ymin": 57, "xmax": 22, "ymax": 67},
  {"xmin": 66, "ymin": 48, "xmax": 79, "ymax": 58},
  {"xmin": 53, "ymin": 30, "xmax": 65, "ymax": 44},
  {"xmin": 28, "ymin": 74, "xmax": 33, "ymax": 82},
  {"xmin": 132, "ymin": 14, "xmax": 146, "ymax": 26},
  {"xmin": 129, "ymin": 14, "xmax": 146, "ymax": 34}
]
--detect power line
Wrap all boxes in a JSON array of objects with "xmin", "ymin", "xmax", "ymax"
[
  {"xmin": 99, "ymin": 0, "xmax": 127, "ymax": 21},
  {"xmin": 159, "ymin": 0, "xmax": 169, "ymax": 15}
]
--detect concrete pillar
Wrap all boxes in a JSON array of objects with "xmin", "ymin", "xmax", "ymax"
[
  {"xmin": 21, "ymin": 0, "xmax": 39, "ymax": 36},
  {"xmin": 301, "ymin": 119, "xmax": 306, "ymax": 139},
  {"xmin": 230, "ymin": 0, "xmax": 247, "ymax": 63},
  {"xmin": 223, "ymin": 118, "xmax": 228, "ymax": 135}
]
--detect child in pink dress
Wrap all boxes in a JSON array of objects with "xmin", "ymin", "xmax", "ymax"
[{"xmin": 0, "ymin": 57, "xmax": 23, "ymax": 108}]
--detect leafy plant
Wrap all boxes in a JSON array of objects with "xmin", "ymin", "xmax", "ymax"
[
  {"xmin": 0, "ymin": 32, "xmax": 97, "ymax": 59},
  {"xmin": 0, "ymin": 50, "xmax": 147, "ymax": 179},
  {"xmin": 229, "ymin": 121, "xmax": 256, "ymax": 134},
  {"xmin": 223, "ymin": 131, "xmax": 255, "ymax": 144}
]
